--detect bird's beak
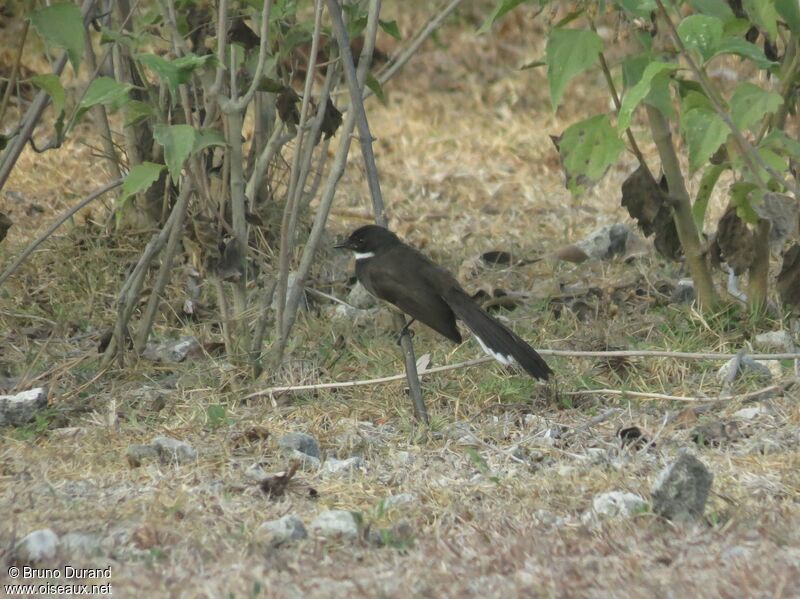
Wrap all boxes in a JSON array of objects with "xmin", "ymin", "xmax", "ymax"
[{"xmin": 334, "ymin": 240, "xmax": 350, "ymax": 250}]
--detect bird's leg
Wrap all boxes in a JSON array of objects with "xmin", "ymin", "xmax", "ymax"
[{"xmin": 396, "ymin": 318, "xmax": 417, "ymax": 345}]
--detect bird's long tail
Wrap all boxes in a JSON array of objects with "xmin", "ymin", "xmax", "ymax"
[{"xmin": 444, "ymin": 289, "xmax": 552, "ymax": 380}]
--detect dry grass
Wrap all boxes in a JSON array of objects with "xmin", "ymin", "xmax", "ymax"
[{"xmin": 2, "ymin": 4, "xmax": 800, "ymax": 598}]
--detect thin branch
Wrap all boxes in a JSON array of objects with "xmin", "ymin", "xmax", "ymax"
[
  {"xmin": 222, "ymin": 0, "xmax": 273, "ymax": 112},
  {"xmin": 565, "ymin": 383, "xmax": 783, "ymax": 403},
  {"xmin": 0, "ymin": 0, "xmax": 98, "ymax": 193},
  {"xmin": 654, "ymin": 0, "xmax": 799, "ymax": 197},
  {"xmin": 0, "ymin": 178, "xmax": 124, "ymax": 287},
  {"xmin": 327, "ymin": 0, "xmax": 427, "ymax": 423},
  {"xmin": 243, "ymin": 348, "xmax": 799, "ymax": 398}
]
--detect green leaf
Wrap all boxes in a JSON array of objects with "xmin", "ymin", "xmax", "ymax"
[
  {"xmin": 135, "ymin": 53, "xmax": 215, "ymax": 94},
  {"xmin": 677, "ymin": 14, "xmax": 724, "ymax": 61},
  {"xmin": 618, "ymin": 61, "xmax": 678, "ymax": 131},
  {"xmin": 478, "ymin": 0, "xmax": 527, "ymax": 34},
  {"xmin": 206, "ymin": 404, "xmax": 230, "ymax": 429},
  {"xmin": 775, "ymin": 0, "xmax": 800, "ymax": 35},
  {"xmin": 557, "ymin": 114, "xmax": 626, "ymax": 195},
  {"xmin": 80, "ymin": 77, "xmax": 133, "ymax": 108},
  {"xmin": 688, "ymin": 0, "xmax": 735, "ymax": 20},
  {"xmin": 730, "ymin": 182, "xmax": 761, "ymax": 224},
  {"xmin": 693, "ymin": 164, "xmax": 726, "ymax": 229},
  {"xmin": 124, "ymin": 100, "xmax": 157, "ymax": 127},
  {"xmin": 29, "ymin": 3, "xmax": 84, "ymax": 72},
  {"xmin": 730, "ymin": 82, "xmax": 783, "ymax": 131},
  {"xmin": 614, "ymin": 0, "xmax": 657, "ymax": 18},
  {"xmin": 153, "ymin": 124, "xmax": 196, "ymax": 180},
  {"xmin": 31, "ymin": 74, "xmax": 65, "ymax": 116},
  {"xmin": 193, "ymin": 128, "xmax": 226, "ymax": 153},
  {"xmin": 742, "ymin": 0, "xmax": 779, "ymax": 40},
  {"xmin": 121, "ymin": 162, "xmax": 165, "ymax": 202},
  {"xmin": 366, "ymin": 74, "xmax": 387, "ymax": 104},
  {"xmin": 711, "ymin": 37, "xmax": 777, "ymax": 69},
  {"xmin": 379, "ymin": 19, "xmax": 401, "ymax": 40},
  {"xmin": 545, "ymin": 28, "xmax": 603, "ymax": 110},
  {"xmin": 680, "ymin": 93, "xmax": 729, "ymax": 173},
  {"xmin": 760, "ymin": 130, "xmax": 800, "ymax": 158}
]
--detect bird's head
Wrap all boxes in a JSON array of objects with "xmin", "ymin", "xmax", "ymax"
[{"xmin": 334, "ymin": 225, "xmax": 400, "ymax": 257}]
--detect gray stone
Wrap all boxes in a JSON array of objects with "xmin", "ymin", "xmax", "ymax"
[
  {"xmin": 717, "ymin": 354, "xmax": 772, "ymax": 381},
  {"xmin": 347, "ymin": 281, "xmax": 377, "ymax": 309},
  {"xmin": 279, "ymin": 432, "xmax": 320, "ymax": 459},
  {"xmin": 754, "ymin": 330, "xmax": 796, "ymax": 352},
  {"xmin": 589, "ymin": 491, "xmax": 647, "ymax": 519},
  {"xmin": 733, "ymin": 406, "xmax": 769, "ymax": 420},
  {"xmin": 152, "ymin": 436, "xmax": 198, "ymax": 464},
  {"xmin": 651, "ymin": 452, "xmax": 713, "ymax": 521},
  {"xmin": 368, "ymin": 519, "xmax": 414, "ymax": 546},
  {"xmin": 244, "ymin": 463, "xmax": 269, "ymax": 481},
  {"xmin": 59, "ymin": 532, "xmax": 102, "ymax": 557},
  {"xmin": 0, "ymin": 387, "xmax": 47, "ymax": 426},
  {"xmin": 126, "ymin": 444, "xmax": 160, "ymax": 467},
  {"xmin": 323, "ymin": 456, "xmax": 364, "ymax": 474},
  {"xmin": 383, "ymin": 493, "xmax": 417, "ymax": 509},
  {"xmin": 309, "ymin": 510, "xmax": 359, "ymax": 539},
  {"xmin": 288, "ymin": 450, "xmax": 321, "ymax": 470},
  {"xmin": 15, "ymin": 529, "xmax": 59, "ymax": 562},
  {"xmin": 575, "ymin": 223, "xmax": 634, "ymax": 261},
  {"xmin": 142, "ymin": 336, "xmax": 201, "ymax": 363},
  {"xmin": 256, "ymin": 514, "xmax": 307, "ymax": 546}
]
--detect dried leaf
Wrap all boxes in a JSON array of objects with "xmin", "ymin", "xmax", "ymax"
[
  {"xmin": 715, "ymin": 206, "xmax": 755, "ymax": 274},
  {"xmin": 260, "ymin": 462, "xmax": 299, "ymax": 497},
  {"xmin": 620, "ymin": 166, "xmax": 681, "ymax": 259},
  {"xmin": 777, "ymin": 244, "xmax": 800, "ymax": 308}
]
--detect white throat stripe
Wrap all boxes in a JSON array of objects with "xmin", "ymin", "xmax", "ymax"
[{"xmin": 354, "ymin": 251, "xmax": 375, "ymax": 260}]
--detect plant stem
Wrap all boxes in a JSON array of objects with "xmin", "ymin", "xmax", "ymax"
[
  {"xmin": 326, "ymin": 0, "xmax": 427, "ymax": 423},
  {"xmin": 747, "ymin": 219, "xmax": 770, "ymax": 312},
  {"xmin": 646, "ymin": 105, "xmax": 718, "ymax": 308}
]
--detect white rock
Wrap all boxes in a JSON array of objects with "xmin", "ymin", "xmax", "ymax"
[
  {"xmin": 754, "ymin": 330, "xmax": 796, "ymax": 352},
  {"xmin": 323, "ymin": 456, "xmax": 364, "ymax": 474},
  {"xmin": 0, "ymin": 387, "xmax": 47, "ymax": 426},
  {"xmin": 152, "ymin": 436, "xmax": 198, "ymax": 464},
  {"xmin": 256, "ymin": 514, "xmax": 307, "ymax": 545},
  {"xmin": 309, "ymin": 510, "xmax": 359, "ymax": 539},
  {"xmin": 733, "ymin": 406, "xmax": 769, "ymax": 420},
  {"xmin": 589, "ymin": 491, "xmax": 648, "ymax": 519},
  {"xmin": 15, "ymin": 529, "xmax": 59, "ymax": 561},
  {"xmin": 60, "ymin": 532, "xmax": 102, "ymax": 556},
  {"xmin": 717, "ymin": 355, "xmax": 772, "ymax": 381},
  {"xmin": 383, "ymin": 493, "xmax": 417, "ymax": 509},
  {"xmin": 142, "ymin": 336, "xmax": 201, "ymax": 363}
]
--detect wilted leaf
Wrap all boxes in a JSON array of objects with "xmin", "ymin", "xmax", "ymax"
[
  {"xmin": 545, "ymin": 28, "xmax": 603, "ymax": 110},
  {"xmin": 620, "ymin": 166, "xmax": 681, "ymax": 259},
  {"xmin": 0, "ymin": 212, "xmax": 12, "ymax": 243},
  {"xmin": 276, "ymin": 87, "xmax": 300, "ymax": 130},
  {"xmin": 555, "ymin": 114, "xmax": 625, "ymax": 194},
  {"xmin": 228, "ymin": 17, "xmax": 260, "ymax": 49},
  {"xmin": 753, "ymin": 193, "xmax": 799, "ymax": 248},
  {"xmin": 777, "ymin": 244, "xmax": 800, "ymax": 308},
  {"xmin": 154, "ymin": 124, "xmax": 197, "ymax": 180},
  {"xmin": 715, "ymin": 206, "xmax": 755, "ymax": 274},
  {"xmin": 318, "ymin": 98, "xmax": 342, "ymax": 142},
  {"xmin": 29, "ymin": 3, "xmax": 84, "ymax": 72},
  {"xmin": 260, "ymin": 462, "xmax": 299, "ymax": 497}
]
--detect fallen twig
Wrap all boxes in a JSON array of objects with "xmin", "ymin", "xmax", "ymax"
[
  {"xmin": 244, "ymin": 347, "xmax": 799, "ymax": 399},
  {"xmin": 565, "ymin": 384, "xmax": 784, "ymax": 403}
]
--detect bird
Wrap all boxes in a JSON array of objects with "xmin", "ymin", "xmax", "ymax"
[{"xmin": 335, "ymin": 225, "xmax": 552, "ymax": 380}]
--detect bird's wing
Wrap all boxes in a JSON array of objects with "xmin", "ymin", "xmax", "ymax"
[{"xmin": 361, "ymin": 253, "xmax": 462, "ymax": 343}]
